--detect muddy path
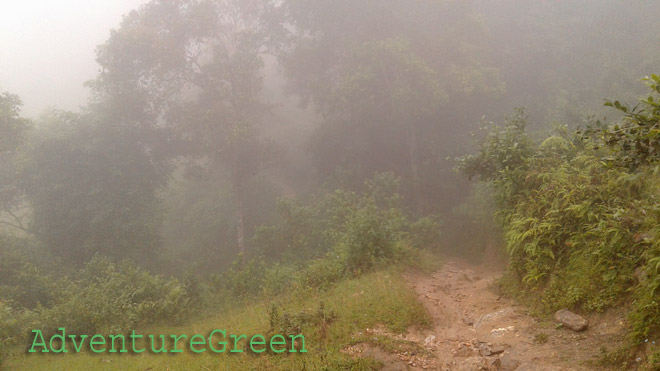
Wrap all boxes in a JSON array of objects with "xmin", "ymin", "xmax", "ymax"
[{"xmin": 348, "ymin": 259, "xmax": 628, "ymax": 370}]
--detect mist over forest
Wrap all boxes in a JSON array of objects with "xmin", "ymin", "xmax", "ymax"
[{"xmin": 2, "ymin": 1, "xmax": 660, "ymax": 369}]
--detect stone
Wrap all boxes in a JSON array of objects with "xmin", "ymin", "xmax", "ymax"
[
  {"xmin": 474, "ymin": 308, "xmax": 515, "ymax": 329},
  {"xmin": 634, "ymin": 267, "xmax": 648, "ymax": 283},
  {"xmin": 554, "ymin": 309, "xmax": 588, "ymax": 332},
  {"xmin": 490, "ymin": 344, "xmax": 505, "ymax": 355},
  {"xmin": 455, "ymin": 356, "xmax": 488, "ymax": 371},
  {"xmin": 478, "ymin": 343, "xmax": 492, "ymax": 356},
  {"xmin": 487, "ymin": 357, "xmax": 502, "ymax": 369},
  {"xmin": 498, "ymin": 353, "xmax": 520, "ymax": 370},
  {"xmin": 477, "ymin": 342, "xmax": 506, "ymax": 357},
  {"xmin": 490, "ymin": 326, "xmax": 515, "ymax": 337}
]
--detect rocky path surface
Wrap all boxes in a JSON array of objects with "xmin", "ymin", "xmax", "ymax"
[{"xmin": 347, "ymin": 259, "xmax": 628, "ymax": 370}]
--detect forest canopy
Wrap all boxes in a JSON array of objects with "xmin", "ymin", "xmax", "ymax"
[{"xmin": 1, "ymin": 0, "xmax": 660, "ymax": 368}]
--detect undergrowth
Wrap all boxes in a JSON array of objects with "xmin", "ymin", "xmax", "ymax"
[
  {"xmin": 4, "ymin": 269, "xmax": 431, "ymax": 370},
  {"xmin": 458, "ymin": 76, "xmax": 660, "ymax": 368}
]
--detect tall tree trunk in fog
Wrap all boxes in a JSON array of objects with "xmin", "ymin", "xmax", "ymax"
[
  {"xmin": 234, "ymin": 179, "xmax": 246, "ymax": 255},
  {"xmin": 409, "ymin": 127, "xmax": 423, "ymax": 214}
]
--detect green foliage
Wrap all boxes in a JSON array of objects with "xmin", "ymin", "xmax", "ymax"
[
  {"xmin": 251, "ymin": 196, "xmax": 335, "ymax": 263},
  {"xmin": 296, "ymin": 254, "xmax": 346, "ymax": 291},
  {"xmin": 603, "ymin": 75, "xmax": 660, "ymax": 168},
  {"xmin": 0, "ymin": 92, "xmax": 31, "ymax": 215},
  {"xmin": 597, "ymin": 345, "xmax": 633, "ymax": 369},
  {"xmin": 642, "ymin": 346, "xmax": 660, "ymax": 371},
  {"xmin": 408, "ymin": 216, "xmax": 443, "ymax": 250},
  {"xmin": 22, "ymin": 111, "xmax": 166, "ymax": 266},
  {"xmin": 162, "ymin": 176, "xmax": 280, "ymax": 275},
  {"xmin": 4, "ymin": 269, "xmax": 429, "ymax": 370},
  {"xmin": 283, "ymin": 0, "xmax": 502, "ymax": 213},
  {"xmin": 534, "ymin": 333, "xmax": 549, "ymax": 344},
  {"xmin": 631, "ymin": 239, "xmax": 660, "ymax": 342},
  {"xmin": 445, "ymin": 182, "xmax": 499, "ymax": 260},
  {"xmin": 43, "ymin": 257, "xmax": 192, "ymax": 335},
  {"xmin": 223, "ymin": 256, "xmax": 267, "ymax": 298},
  {"xmin": 459, "ymin": 96, "xmax": 660, "ymax": 349},
  {"xmin": 341, "ymin": 200, "xmax": 406, "ymax": 273},
  {"xmin": 261, "ymin": 263, "xmax": 299, "ymax": 296},
  {"xmin": 93, "ymin": 0, "xmax": 282, "ymax": 254},
  {"xmin": 0, "ymin": 92, "xmax": 31, "ymax": 154},
  {"xmin": 538, "ymin": 136, "xmax": 573, "ymax": 158},
  {"xmin": 0, "ymin": 236, "xmax": 56, "ymax": 310},
  {"xmin": 254, "ymin": 173, "xmax": 410, "ymax": 270},
  {"xmin": 230, "ymin": 173, "xmax": 434, "ymax": 297},
  {"xmin": 267, "ymin": 301, "xmax": 337, "ymax": 344},
  {"xmin": 456, "ymin": 108, "xmax": 534, "ymax": 182},
  {"xmin": 0, "ymin": 256, "xmax": 195, "ymax": 352}
]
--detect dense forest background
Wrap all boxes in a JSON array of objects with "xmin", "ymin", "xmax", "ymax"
[{"xmin": 2, "ymin": 1, "xmax": 660, "ymax": 368}]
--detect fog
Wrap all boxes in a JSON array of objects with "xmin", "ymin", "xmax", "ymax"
[
  {"xmin": 2, "ymin": 1, "xmax": 660, "ymax": 368},
  {"xmin": 0, "ymin": 0, "xmax": 147, "ymax": 116}
]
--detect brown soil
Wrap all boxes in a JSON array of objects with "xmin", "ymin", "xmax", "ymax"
[{"xmin": 345, "ymin": 259, "xmax": 629, "ymax": 370}]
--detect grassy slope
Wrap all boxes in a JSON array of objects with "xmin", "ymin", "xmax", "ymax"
[{"xmin": 4, "ymin": 269, "xmax": 431, "ymax": 370}]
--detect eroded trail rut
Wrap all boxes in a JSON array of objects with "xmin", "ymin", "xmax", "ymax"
[{"xmin": 350, "ymin": 259, "xmax": 628, "ymax": 370}]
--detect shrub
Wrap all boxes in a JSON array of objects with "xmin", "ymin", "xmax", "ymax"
[
  {"xmin": 253, "ymin": 173, "xmax": 412, "ymax": 276},
  {"xmin": 342, "ymin": 202, "xmax": 405, "ymax": 273},
  {"xmin": 223, "ymin": 257, "xmax": 267, "ymax": 298},
  {"xmin": 456, "ymin": 108, "xmax": 534, "ymax": 183},
  {"xmin": 458, "ymin": 92, "xmax": 660, "ymax": 355},
  {"xmin": 602, "ymin": 74, "xmax": 660, "ymax": 169},
  {"xmin": 0, "ymin": 236, "xmax": 57, "ymax": 311},
  {"xmin": 297, "ymin": 253, "xmax": 346, "ymax": 290},
  {"xmin": 41, "ymin": 257, "xmax": 193, "ymax": 335},
  {"xmin": 262, "ymin": 263, "xmax": 299, "ymax": 296},
  {"xmin": 408, "ymin": 216, "xmax": 443, "ymax": 250}
]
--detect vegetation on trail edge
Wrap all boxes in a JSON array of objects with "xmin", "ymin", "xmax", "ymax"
[
  {"xmin": 1, "ymin": 174, "xmax": 440, "ymax": 369},
  {"xmin": 3, "ymin": 269, "xmax": 432, "ymax": 370},
  {"xmin": 457, "ymin": 76, "xmax": 660, "ymax": 369}
]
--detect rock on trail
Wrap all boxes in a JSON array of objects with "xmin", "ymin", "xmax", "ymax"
[
  {"xmin": 554, "ymin": 309, "xmax": 589, "ymax": 332},
  {"xmin": 396, "ymin": 259, "xmax": 627, "ymax": 370}
]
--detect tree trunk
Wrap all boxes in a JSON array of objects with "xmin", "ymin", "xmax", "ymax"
[
  {"xmin": 235, "ymin": 184, "xmax": 246, "ymax": 256},
  {"xmin": 409, "ymin": 128, "xmax": 423, "ymax": 214}
]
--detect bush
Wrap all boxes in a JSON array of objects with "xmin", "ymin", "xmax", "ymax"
[
  {"xmin": 251, "ymin": 198, "xmax": 335, "ymax": 263},
  {"xmin": 0, "ymin": 256, "xmax": 195, "ymax": 348},
  {"xmin": 297, "ymin": 254, "xmax": 346, "ymax": 290},
  {"xmin": 0, "ymin": 238, "xmax": 56, "ymax": 310},
  {"xmin": 631, "ymin": 241, "xmax": 660, "ymax": 342},
  {"xmin": 41, "ymin": 257, "xmax": 193, "ymax": 335},
  {"xmin": 342, "ymin": 202, "xmax": 406, "ymax": 272},
  {"xmin": 602, "ymin": 74, "xmax": 660, "ymax": 169},
  {"xmin": 262, "ymin": 263, "xmax": 299, "ymax": 296},
  {"xmin": 456, "ymin": 108, "xmax": 534, "ymax": 183},
  {"xmin": 459, "ymin": 91, "xmax": 660, "ymax": 357},
  {"xmin": 408, "ymin": 216, "xmax": 443, "ymax": 250},
  {"xmin": 253, "ymin": 173, "xmax": 413, "ymax": 276},
  {"xmin": 223, "ymin": 257, "xmax": 267, "ymax": 297}
]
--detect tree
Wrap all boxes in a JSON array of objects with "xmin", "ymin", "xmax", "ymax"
[
  {"xmin": 0, "ymin": 92, "xmax": 32, "ymax": 233},
  {"xmin": 473, "ymin": 0, "xmax": 660, "ymax": 124},
  {"xmin": 309, "ymin": 38, "xmax": 446, "ymax": 212},
  {"xmin": 281, "ymin": 0, "xmax": 503, "ymax": 213},
  {"xmin": 91, "ymin": 0, "xmax": 283, "ymax": 255},
  {"xmin": 20, "ymin": 109, "xmax": 167, "ymax": 266}
]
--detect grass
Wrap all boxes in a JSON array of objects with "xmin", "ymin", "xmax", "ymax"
[
  {"xmin": 533, "ymin": 333, "xmax": 548, "ymax": 344},
  {"xmin": 2, "ymin": 268, "xmax": 431, "ymax": 370}
]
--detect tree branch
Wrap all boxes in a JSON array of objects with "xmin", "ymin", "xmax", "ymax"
[
  {"xmin": 1, "ymin": 210, "xmax": 30, "ymax": 234},
  {"xmin": 0, "ymin": 220, "xmax": 30, "ymax": 234}
]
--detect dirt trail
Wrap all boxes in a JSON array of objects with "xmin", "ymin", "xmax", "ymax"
[{"xmin": 348, "ymin": 259, "xmax": 628, "ymax": 370}]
